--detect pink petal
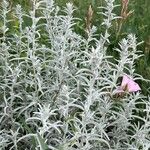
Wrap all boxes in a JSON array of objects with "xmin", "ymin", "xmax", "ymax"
[
  {"xmin": 127, "ymin": 80, "xmax": 141, "ymax": 92},
  {"xmin": 121, "ymin": 75, "xmax": 130, "ymax": 87},
  {"xmin": 121, "ymin": 75, "xmax": 141, "ymax": 92},
  {"xmin": 113, "ymin": 86, "xmax": 124, "ymax": 94}
]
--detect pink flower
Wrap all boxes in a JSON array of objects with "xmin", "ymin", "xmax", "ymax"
[{"xmin": 114, "ymin": 75, "xmax": 141, "ymax": 94}]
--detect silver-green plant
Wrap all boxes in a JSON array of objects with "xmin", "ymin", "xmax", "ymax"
[{"xmin": 0, "ymin": 0, "xmax": 149, "ymax": 149}]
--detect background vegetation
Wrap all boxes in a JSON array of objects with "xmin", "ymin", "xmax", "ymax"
[
  {"xmin": 2, "ymin": 0, "xmax": 150, "ymax": 94},
  {"xmin": 0, "ymin": 0, "xmax": 150, "ymax": 149}
]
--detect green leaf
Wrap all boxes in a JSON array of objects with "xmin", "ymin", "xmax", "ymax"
[{"xmin": 37, "ymin": 133, "xmax": 49, "ymax": 150}]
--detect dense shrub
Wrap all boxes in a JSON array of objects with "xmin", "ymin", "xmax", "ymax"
[{"xmin": 0, "ymin": 0, "xmax": 150, "ymax": 149}]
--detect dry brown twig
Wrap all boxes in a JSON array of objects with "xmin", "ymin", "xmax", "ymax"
[
  {"xmin": 85, "ymin": 5, "xmax": 93, "ymax": 36},
  {"xmin": 116, "ymin": 0, "xmax": 134, "ymax": 38}
]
